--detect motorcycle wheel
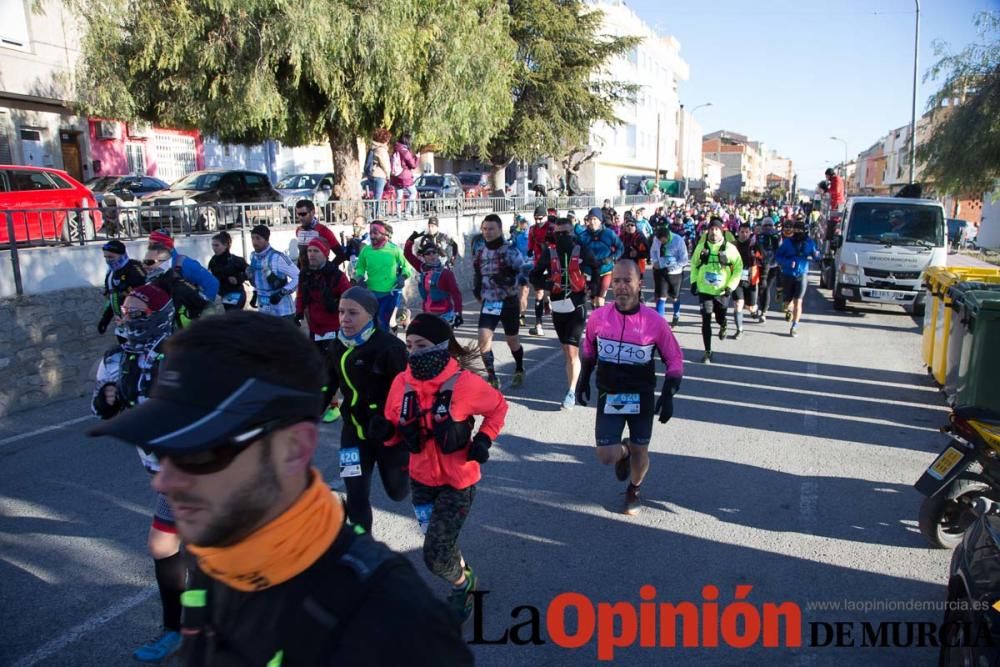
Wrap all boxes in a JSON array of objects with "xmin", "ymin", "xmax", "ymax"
[
  {"xmin": 938, "ymin": 595, "xmax": 999, "ymax": 667},
  {"xmin": 918, "ymin": 474, "xmax": 991, "ymax": 549}
]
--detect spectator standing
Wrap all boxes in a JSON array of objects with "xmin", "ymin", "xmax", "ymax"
[{"xmin": 391, "ymin": 133, "xmax": 419, "ymax": 219}]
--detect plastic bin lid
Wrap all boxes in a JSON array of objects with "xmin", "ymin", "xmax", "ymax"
[
  {"xmin": 947, "ymin": 281, "xmax": 1000, "ymax": 303},
  {"xmin": 964, "ymin": 290, "xmax": 1000, "ymax": 317}
]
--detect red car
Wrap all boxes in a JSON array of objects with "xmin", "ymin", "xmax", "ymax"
[{"xmin": 0, "ymin": 165, "xmax": 102, "ymax": 244}]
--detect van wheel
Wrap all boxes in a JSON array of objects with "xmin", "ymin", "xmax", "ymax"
[
  {"xmin": 911, "ymin": 302, "xmax": 926, "ymax": 318},
  {"xmin": 833, "ymin": 293, "xmax": 847, "ymax": 311}
]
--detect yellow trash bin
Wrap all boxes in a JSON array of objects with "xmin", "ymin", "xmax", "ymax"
[
  {"xmin": 929, "ymin": 267, "xmax": 1000, "ymax": 385},
  {"xmin": 921, "ymin": 267, "xmax": 951, "ymax": 368}
]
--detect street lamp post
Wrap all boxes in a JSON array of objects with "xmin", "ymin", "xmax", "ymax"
[
  {"xmin": 909, "ymin": 0, "xmax": 920, "ymax": 184},
  {"xmin": 680, "ymin": 102, "xmax": 712, "ymax": 194},
  {"xmin": 830, "ymin": 136, "xmax": 848, "ymax": 180}
]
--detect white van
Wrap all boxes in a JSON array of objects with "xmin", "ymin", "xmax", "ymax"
[{"xmin": 830, "ymin": 196, "xmax": 947, "ymax": 316}]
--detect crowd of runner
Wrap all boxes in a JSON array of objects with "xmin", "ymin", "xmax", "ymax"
[{"xmin": 88, "ymin": 194, "xmax": 825, "ymax": 664}]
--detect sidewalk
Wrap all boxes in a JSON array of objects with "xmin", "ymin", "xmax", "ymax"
[{"xmin": 948, "ymin": 252, "xmax": 997, "ymax": 269}]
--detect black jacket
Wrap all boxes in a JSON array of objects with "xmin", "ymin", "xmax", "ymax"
[
  {"xmin": 327, "ymin": 329, "xmax": 407, "ymax": 442},
  {"xmin": 208, "ymin": 252, "xmax": 249, "ymax": 296},
  {"xmin": 180, "ymin": 520, "xmax": 473, "ymax": 666},
  {"xmin": 99, "ymin": 259, "xmax": 146, "ymax": 331}
]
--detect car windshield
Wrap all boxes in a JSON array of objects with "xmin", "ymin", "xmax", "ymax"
[
  {"xmin": 276, "ymin": 174, "xmax": 319, "ymax": 189},
  {"xmin": 846, "ymin": 203, "xmax": 944, "ymax": 247},
  {"xmin": 88, "ymin": 176, "xmax": 122, "ymax": 192},
  {"xmin": 171, "ymin": 172, "xmax": 223, "ymax": 191},
  {"xmin": 418, "ymin": 176, "xmax": 444, "ymax": 187},
  {"xmin": 457, "ymin": 174, "xmax": 482, "ymax": 186}
]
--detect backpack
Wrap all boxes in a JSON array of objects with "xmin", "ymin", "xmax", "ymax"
[
  {"xmin": 363, "ymin": 149, "xmax": 375, "ymax": 179},
  {"xmin": 418, "ymin": 268, "xmax": 451, "ymax": 306},
  {"xmin": 398, "ymin": 371, "xmax": 474, "ymax": 454},
  {"xmin": 390, "ymin": 151, "xmax": 403, "ymax": 178},
  {"xmin": 548, "ymin": 244, "xmax": 586, "ymax": 295}
]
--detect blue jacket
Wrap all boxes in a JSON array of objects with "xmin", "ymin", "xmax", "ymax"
[
  {"xmin": 576, "ymin": 226, "xmax": 623, "ymax": 276},
  {"xmin": 510, "ymin": 230, "xmax": 529, "ymax": 259},
  {"xmin": 776, "ymin": 236, "xmax": 820, "ymax": 278},
  {"xmin": 170, "ymin": 249, "xmax": 219, "ymax": 300}
]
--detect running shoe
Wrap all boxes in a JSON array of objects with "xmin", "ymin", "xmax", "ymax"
[
  {"xmin": 561, "ymin": 390, "xmax": 575, "ymax": 411},
  {"xmin": 488, "ymin": 376, "xmax": 501, "ymax": 390},
  {"xmin": 447, "ymin": 565, "xmax": 478, "ymax": 624},
  {"xmin": 624, "ymin": 483, "xmax": 641, "ymax": 515},
  {"xmin": 759, "ymin": 312, "xmax": 767, "ymax": 323},
  {"xmin": 615, "ymin": 440, "xmax": 631, "ymax": 481},
  {"xmin": 528, "ymin": 324, "xmax": 544, "ymax": 336},
  {"xmin": 671, "ymin": 315, "xmax": 680, "ymax": 327},
  {"xmin": 511, "ymin": 370, "xmax": 525, "ymax": 388},
  {"xmin": 133, "ymin": 630, "xmax": 181, "ymax": 663},
  {"xmin": 732, "ymin": 329, "xmax": 743, "ymax": 340},
  {"xmin": 518, "ymin": 314, "xmax": 527, "ymax": 327},
  {"xmin": 718, "ymin": 324, "xmax": 728, "ymax": 340},
  {"xmin": 702, "ymin": 350, "xmax": 713, "ymax": 364},
  {"xmin": 790, "ymin": 325, "xmax": 799, "ymax": 338},
  {"xmin": 322, "ymin": 406, "xmax": 341, "ymax": 423}
]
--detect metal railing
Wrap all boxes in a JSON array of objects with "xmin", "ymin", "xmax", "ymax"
[{"xmin": 2, "ymin": 190, "xmax": 664, "ymax": 296}]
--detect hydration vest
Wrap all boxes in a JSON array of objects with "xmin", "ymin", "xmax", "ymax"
[
  {"xmin": 418, "ymin": 267, "xmax": 450, "ymax": 305},
  {"xmin": 548, "ymin": 244, "xmax": 586, "ymax": 296},
  {"xmin": 397, "ymin": 371, "xmax": 473, "ymax": 454},
  {"xmin": 699, "ymin": 239, "xmax": 731, "ymax": 267}
]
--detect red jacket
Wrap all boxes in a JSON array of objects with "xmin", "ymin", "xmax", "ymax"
[
  {"xmin": 403, "ymin": 239, "xmax": 462, "ymax": 315},
  {"xmin": 828, "ymin": 175, "xmax": 845, "ymax": 210},
  {"xmin": 385, "ymin": 360, "xmax": 508, "ymax": 489},
  {"xmin": 295, "ymin": 263, "xmax": 351, "ymax": 337},
  {"xmin": 527, "ymin": 222, "xmax": 553, "ymax": 259}
]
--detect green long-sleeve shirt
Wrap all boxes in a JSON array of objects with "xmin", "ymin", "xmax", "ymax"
[{"xmin": 355, "ymin": 243, "xmax": 413, "ymax": 293}]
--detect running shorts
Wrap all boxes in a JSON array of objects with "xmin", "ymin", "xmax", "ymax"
[
  {"xmin": 477, "ymin": 296, "xmax": 521, "ymax": 336},
  {"xmin": 595, "ymin": 391, "xmax": 655, "ymax": 447},
  {"xmin": 552, "ymin": 305, "xmax": 586, "ymax": 346}
]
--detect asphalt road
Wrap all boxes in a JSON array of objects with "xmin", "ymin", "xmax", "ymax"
[{"xmin": 0, "ymin": 271, "xmax": 960, "ymax": 666}]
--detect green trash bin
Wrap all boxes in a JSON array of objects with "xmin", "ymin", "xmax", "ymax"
[
  {"xmin": 954, "ymin": 291, "xmax": 1000, "ymax": 413},
  {"xmin": 944, "ymin": 282, "xmax": 1000, "ymax": 403}
]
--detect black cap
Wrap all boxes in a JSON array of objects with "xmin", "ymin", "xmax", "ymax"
[
  {"xmin": 251, "ymin": 224, "xmax": 270, "ymax": 240},
  {"xmin": 533, "ymin": 205, "xmax": 547, "ymax": 218},
  {"xmin": 88, "ymin": 348, "xmax": 324, "ymax": 455}
]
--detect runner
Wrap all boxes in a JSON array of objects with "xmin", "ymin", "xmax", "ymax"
[
  {"xmin": 354, "ymin": 220, "xmax": 413, "ymax": 330},
  {"xmin": 425, "ymin": 216, "xmax": 460, "ymax": 267},
  {"xmin": 756, "ymin": 217, "xmax": 782, "ymax": 322},
  {"xmin": 577, "ymin": 207, "xmax": 623, "ymax": 309},
  {"xmin": 247, "ymin": 224, "xmax": 299, "ymax": 320},
  {"xmin": 385, "ymin": 313, "xmax": 508, "ymax": 623},
  {"xmin": 690, "ymin": 218, "xmax": 743, "ymax": 363},
  {"xmin": 776, "ymin": 218, "xmax": 821, "ymax": 337},
  {"xmin": 296, "ymin": 237, "xmax": 352, "ymax": 423},
  {"xmin": 472, "ymin": 214, "xmax": 525, "ymax": 389},
  {"xmin": 619, "ymin": 218, "xmax": 650, "ymax": 276},
  {"xmin": 575, "ymin": 260, "xmax": 683, "ymax": 515},
  {"xmin": 89, "ymin": 284, "xmax": 182, "ymax": 663},
  {"xmin": 207, "ymin": 231, "xmax": 248, "ymax": 312},
  {"xmin": 294, "ymin": 199, "xmax": 344, "ymax": 268},
  {"xmin": 91, "ymin": 311, "xmax": 472, "ymax": 665},
  {"xmin": 98, "ymin": 239, "xmax": 146, "ymax": 341},
  {"xmin": 143, "ymin": 230, "xmax": 219, "ymax": 327},
  {"xmin": 650, "ymin": 226, "xmax": 689, "ymax": 326},
  {"xmin": 731, "ymin": 222, "xmax": 763, "ymax": 339},
  {"xmin": 403, "ymin": 234, "xmax": 463, "ymax": 325},
  {"xmin": 526, "ymin": 206, "xmax": 553, "ymax": 335},
  {"xmin": 529, "ymin": 217, "xmax": 596, "ymax": 410},
  {"xmin": 326, "ymin": 287, "xmax": 411, "ymax": 532}
]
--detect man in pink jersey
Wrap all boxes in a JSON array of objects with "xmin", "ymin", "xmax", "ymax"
[{"xmin": 575, "ymin": 259, "xmax": 684, "ymax": 514}]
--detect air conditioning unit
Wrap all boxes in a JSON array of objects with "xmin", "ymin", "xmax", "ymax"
[
  {"xmin": 96, "ymin": 121, "xmax": 120, "ymax": 140},
  {"xmin": 127, "ymin": 121, "xmax": 152, "ymax": 138}
]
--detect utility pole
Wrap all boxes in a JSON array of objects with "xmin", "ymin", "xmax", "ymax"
[
  {"xmin": 908, "ymin": 0, "xmax": 920, "ymax": 184},
  {"xmin": 655, "ymin": 112, "xmax": 661, "ymax": 183}
]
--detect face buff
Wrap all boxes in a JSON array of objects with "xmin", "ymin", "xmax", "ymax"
[
  {"xmin": 408, "ymin": 342, "xmax": 451, "ymax": 380},
  {"xmin": 337, "ymin": 320, "xmax": 375, "ymax": 348}
]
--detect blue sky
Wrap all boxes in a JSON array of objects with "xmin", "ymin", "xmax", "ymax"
[{"xmin": 624, "ymin": 0, "xmax": 994, "ymax": 187}]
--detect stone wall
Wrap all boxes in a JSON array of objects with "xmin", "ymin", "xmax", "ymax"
[{"xmin": 0, "ymin": 287, "xmax": 111, "ymax": 417}]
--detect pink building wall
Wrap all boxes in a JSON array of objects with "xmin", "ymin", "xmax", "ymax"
[{"xmin": 87, "ymin": 120, "xmax": 205, "ymax": 178}]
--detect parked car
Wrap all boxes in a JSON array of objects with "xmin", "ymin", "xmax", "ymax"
[
  {"xmin": 276, "ymin": 172, "xmax": 335, "ymax": 210},
  {"xmin": 139, "ymin": 169, "xmax": 284, "ymax": 232},
  {"xmin": 0, "ymin": 165, "xmax": 103, "ymax": 244},
  {"xmin": 415, "ymin": 173, "xmax": 463, "ymax": 202},
  {"xmin": 87, "ymin": 175, "xmax": 169, "ymax": 205},
  {"xmin": 455, "ymin": 172, "xmax": 489, "ymax": 198}
]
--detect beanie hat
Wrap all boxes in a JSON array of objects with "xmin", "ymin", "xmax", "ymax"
[
  {"xmin": 102, "ymin": 240, "xmax": 127, "ymax": 255},
  {"xmin": 127, "ymin": 284, "xmax": 171, "ymax": 312},
  {"xmin": 406, "ymin": 313, "xmax": 452, "ymax": 345},
  {"xmin": 341, "ymin": 286, "xmax": 378, "ymax": 316},
  {"xmin": 148, "ymin": 230, "xmax": 174, "ymax": 250},
  {"xmin": 250, "ymin": 224, "xmax": 270, "ymax": 240},
  {"xmin": 533, "ymin": 205, "xmax": 547, "ymax": 218},
  {"xmin": 307, "ymin": 237, "xmax": 329, "ymax": 256},
  {"xmin": 708, "ymin": 217, "xmax": 725, "ymax": 229},
  {"xmin": 587, "ymin": 207, "xmax": 604, "ymax": 223}
]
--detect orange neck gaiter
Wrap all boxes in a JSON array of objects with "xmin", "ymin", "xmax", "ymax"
[{"xmin": 188, "ymin": 468, "xmax": 342, "ymax": 592}]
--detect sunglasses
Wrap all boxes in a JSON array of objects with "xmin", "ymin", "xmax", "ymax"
[
  {"xmin": 142, "ymin": 259, "xmax": 158, "ymax": 266},
  {"xmin": 296, "ymin": 211, "xmax": 312, "ymax": 217},
  {"xmin": 123, "ymin": 307, "xmax": 151, "ymax": 320},
  {"xmin": 160, "ymin": 417, "xmax": 299, "ymax": 475}
]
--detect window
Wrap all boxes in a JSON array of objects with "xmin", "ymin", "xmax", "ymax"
[
  {"xmin": 1, "ymin": 0, "xmax": 30, "ymax": 49},
  {"xmin": 243, "ymin": 172, "xmax": 269, "ymax": 188},
  {"xmin": 153, "ymin": 132, "xmax": 197, "ymax": 183},
  {"xmin": 8, "ymin": 170, "xmax": 57, "ymax": 191},
  {"xmin": 47, "ymin": 173, "xmax": 73, "ymax": 189},
  {"xmin": 126, "ymin": 143, "xmax": 146, "ymax": 176}
]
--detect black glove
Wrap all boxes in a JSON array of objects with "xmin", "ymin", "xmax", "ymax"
[
  {"xmin": 467, "ymin": 432, "xmax": 492, "ymax": 463},
  {"xmin": 250, "ymin": 291, "xmax": 259, "ymax": 308},
  {"xmin": 98, "ymin": 308, "xmax": 113, "ymax": 335},
  {"xmin": 408, "ymin": 230, "xmax": 422, "ymax": 241},
  {"xmin": 654, "ymin": 376, "xmax": 681, "ymax": 424},
  {"xmin": 367, "ymin": 413, "xmax": 395, "ymax": 442},
  {"xmin": 723, "ymin": 287, "xmax": 732, "ymax": 297},
  {"xmin": 454, "ymin": 313, "xmax": 464, "ymax": 327},
  {"xmin": 575, "ymin": 358, "xmax": 595, "ymax": 407},
  {"xmin": 294, "ymin": 313, "xmax": 303, "ymax": 326},
  {"xmin": 269, "ymin": 292, "xmax": 283, "ymax": 305},
  {"xmin": 690, "ymin": 281, "xmax": 699, "ymax": 296},
  {"xmin": 97, "ymin": 320, "xmax": 109, "ymax": 335}
]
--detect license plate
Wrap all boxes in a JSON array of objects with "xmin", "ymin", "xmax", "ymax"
[{"xmin": 926, "ymin": 446, "xmax": 965, "ymax": 481}]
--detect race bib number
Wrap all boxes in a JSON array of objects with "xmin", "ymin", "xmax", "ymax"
[
  {"xmin": 741, "ymin": 269, "xmax": 750, "ymax": 281},
  {"xmin": 482, "ymin": 300, "xmax": 503, "ymax": 316},
  {"xmin": 704, "ymin": 271, "xmax": 724, "ymax": 287},
  {"xmin": 596, "ymin": 338, "xmax": 654, "ymax": 365},
  {"xmin": 413, "ymin": 502, "xmax": 433, "ymax": 534},
  {"xmin": 604, "ymin": 393, "xmax": 641, "ymax": 415},
  {"xmin": 222, "ymin": 292, "xmax": 242, "ymax": 305},
  {"xmin": 550, "ymin": 298, "xmax": 577, "ymax": 314},
  {"xmin": 339, "ymin": 447, "xmax": 362, "ymax": 478}
]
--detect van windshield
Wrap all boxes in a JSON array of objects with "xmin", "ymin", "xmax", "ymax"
[{"xmin": 846, "ymin": 203, "xmax": 944, "ymax": 247}]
